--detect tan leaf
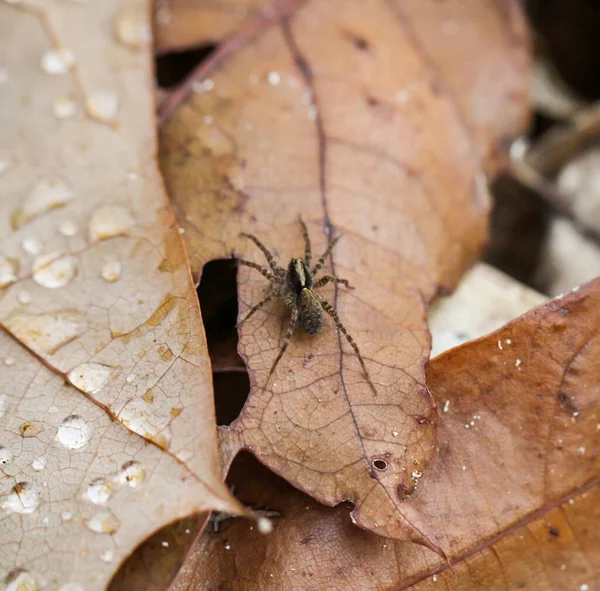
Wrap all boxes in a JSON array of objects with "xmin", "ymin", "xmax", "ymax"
[
  {"xmin": 0, "ymin": 1, "xmax": 241, "ymax": 587},
  {"xmin": 171, "ymin": 279, "xmax": 600, "ymax": 590},
  {"xmin": 159, "ymin": 0, "xmax": 498, "ymax": 550}
]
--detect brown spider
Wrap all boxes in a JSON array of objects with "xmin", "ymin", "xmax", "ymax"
[{"xmin": 237, "ymin": 218, "xmax": 377, "ymax": 395}]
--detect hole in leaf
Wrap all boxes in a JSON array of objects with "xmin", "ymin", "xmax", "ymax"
[
  {"xmin": 372, "ymin": 459, "xmax": 387, "ymax": 471},
  {"xmin": 197, "ymin": 259, "xmax": 249, "ymax": 426},
  {"xmin": 155, "ymin": 45, "xmax": 217, "ymax": 88}
]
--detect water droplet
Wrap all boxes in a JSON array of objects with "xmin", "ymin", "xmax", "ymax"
[
  {"xmin": 17, "ymin": 290, "xmax": 32, "ymax": 305},
  {"xmin": 41, "ymin": 48, "xmax": 74, "ymax": 74},
  {"xmin": 87, "ymin": 478, "xmax": 112, "ymax": 505},
  {"xmin": 192, "ymin": 78, "xmax": 214, "ymax": 93},
  {"xmin": 53, "ymin": 96, "xmax": 77, "ymax": 119},
  {"xmin": 267, "ymin": 71, "xmax": 281, "ymax": 86},
  {"xmin": 19, "ymin": 422, "xmax": 43, "ymax": 438},
  {"xmin": 257, "ymin": 517, "xmax": 272, "ymax": 534},
  {"xmin": 125, "ymin": 373, "xmax": 137, "ymax": 384},
  {"xmin": 61, "ymin": 510, "xmax": 73, "ymax": 522},
  {"xmin": 5, "ymin": 310, "xmax": 87, "ymax": 355},
  {"xmin": 48, "ymin": 405, "xmax": 59, "ymax": 414},
  {"xmin": 58, "ymin": 584, "xmax": 84, "ymax": 591},
  {"xmin": 57, "ymin": 415, "xmax": 93, "ymax": 449},
  {"xmin": 32, "ymin": 252, "xmax": 77, "ymax": 288},
  {"xmin": 31, "ymin": 458, "xmax": 46, "ymax": 472},
  {"xmin": 118, "ymin": 461, "xmax": 145, "ymax": 487},
  {"xmin": 59, "ymin": 220, "xmax": 78, "ymax": 236},
  {"xmin": 21, "ymin": 236, "xmax": 42, "ymax": 255},
  {"xmin": 2, "ymin": 356, "xmax": 13, "ymax": 366},
  {"xmin": 4, "ymin": 482, "xmax": 40, "ymax": 514},
  {"xmin": 86, "ymin": 91, "xmax": 118, "ymax": 123},
  {"xmin": 85, "ymin": 511, "xmax": 120, "ymax": 534},
  {"xmin": 5, "ymin": 569, "xmax": 39, "ymax": 591},
  {"xmin": 89, "ymin": 205, "xmax": 135, "ymax": 242},
  {"xmin": 100, "ymin": 548, "xmax": 114, "ymax": 563},
  {"xmin": 115, "ymin": 9, "xmax": 151, "ymax": 48},
  {"xmin": 101, "ymin": 261, "xmax": 121, "ymax": 283},
  {"xmin": 0, "ymin": 254, "xmax": 17, "ymax": 287},
  {"xmin": 67, "ymin": 363, "xmax": 113, "ymax": 394},
  {"xmin": 0, "ymin": 446, "xmax": 14, "ymax": 464}
]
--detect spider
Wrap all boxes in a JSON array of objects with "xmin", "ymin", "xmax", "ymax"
[{"xmin": 237, "ymin": 218, "xmax": 377, "ymax": 396}]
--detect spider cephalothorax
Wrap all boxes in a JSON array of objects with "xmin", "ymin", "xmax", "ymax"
[{"xmin": 237, "ymin": 218, "xmax": 377, "ymax": 395}]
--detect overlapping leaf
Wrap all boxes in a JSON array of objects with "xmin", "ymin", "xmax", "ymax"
[
  {"xmin": 171, "ymin": 279, "xmax": 600, "ymax": 590},
  {"xmin": 0, "ymin": 2, "xmax": 240, "ymax": 588},
  {"xmin": 159, "ymin": 0, "xmax": 508, "ymax": 549}
]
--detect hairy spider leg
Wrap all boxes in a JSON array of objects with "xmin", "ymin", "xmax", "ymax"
[
  {"xmin": 299, "ymin": 217, "xmax": 312, "ymax": 269},
  {"xmin": 266, "ymin": 305, "xmax": 299, "ymax": 386},
  {"xmin": 312, "ymin": 234, "xmax": 342, "ymax": 276},
  {"xmin": 313, "ymin": 275, "xmax": 354, "ymax": 290},
  {"xmin": 238, "ymin": 259, "xmax": 273, "ymax": 282},
  {"xmin": 237, "ymin": 291, "xmax": 275, "ymax": 327},
  {"xmin": 318, "ymin": 295, "xmax": 377, "ymax": 396},
  {"xmin": 241, "ymin": 233, "xmax": 281, "ymax": 275}
]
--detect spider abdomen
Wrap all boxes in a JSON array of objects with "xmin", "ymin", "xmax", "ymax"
[{"xmin": 298, "ymin": 288, "xmax": 323, "ymax": 335}]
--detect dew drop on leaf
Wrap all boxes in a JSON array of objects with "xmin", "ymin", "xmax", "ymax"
[
  {"xmin": 59, "ymin": 220, "xmax": 79, "ymax": 237},
  {"xmin": 0, "ymin": 254, "xmax": 17, "ymax": 287},
  {"xmin": 6, "ymin": 310, "xmax": 88, "ymax": 355},
  {"xmin": 67, "ymin": 363, "xmax": 113, "ymax": 394},
  {"xmin": 118, "ymin": 460, "xmax": 146, "ymax": 487},
  {"xmin": 12, "ymin": 178, "xmax": 74, "ymax": 229},
  {"xmin": 5, "ymin": 569, "xmax": 39, "ymax": 591},
  {"xmin": 17, "ymin": 290, "xmax": 31, "ymax": 305},
  {"xmin": 89, "ymin": 204, "xmax": 134, "ymax": 242},
  {"xmin": 85, "ymin": 511, "xmax": 120, "ymax": 534},
  {"xmin": 100, "ymin": 549, "xmax": 114, "ymax": 563},
  {"xmin": 32, "ymin": 252, "xmax": 77, "ymax": 288},
  {"xmin": 86, "ymin": 91, "xmax": 119, "ymax": 123},
  {"xmin": 87, "ymin": 478, "xmax": 112, "ymax": 505},
  {"xmin": 57, "ymin": 415, "xmax": 93, "ymax": 449},
  {"xmin": 101, "ymin": 260, "xmax": 122, "ymax": 282},
  {"xmin": 53, "ymin": 96, "xmax": 77, "ymax": 120},
  {"xmin": 40, "ymin": 48, "xmax": 74, "ymax": 75},
  {"xmin": 21, "ymin": 236, "xmax": 42, "ymax": 255},
  {"xmin": 115, "ymin": 9, "xmax": 151, "ymax": 48},
  {"xmin": 4, "ymin": 482, "xmax": 40, "ymax": 514},
  {"xmin": 0, "ymin": 446, "xmax": 14, "ymax": 464},
  {"xmin": 31, "ymin": 457, "xmax": 46, "ymax": 472}
]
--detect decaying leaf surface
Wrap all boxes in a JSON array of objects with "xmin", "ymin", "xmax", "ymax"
[
  {"xmin": 172, "ymin": 280, "xmax": 600, "ymax": 590},
  {"xmin": 156, "ymin": 0, "xmax": 530, "ymax": 174},
  {"xmin": 0, "ymin": 1, "xmax": 240, "ymax": 587},
  {"xmin": 160, "ymin": 0, "xmax": 494, "ymax": 548}
]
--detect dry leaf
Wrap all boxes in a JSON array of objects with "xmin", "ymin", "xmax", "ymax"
[
  {"xmin": 0, "ymin": 2, "xmax": 240, "ymax": 588},
  {"xmin": 172, "ymin": 279, "xmax": 600, "ymax": 590},
  {"xmin": 157, "ymin": 0, "xmax": 530, "ymax": 174},
  {"xmin": 159, "ymin": 0, "xmax": 500, "ymax": 550}
]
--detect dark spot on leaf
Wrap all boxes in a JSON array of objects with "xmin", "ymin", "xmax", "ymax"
[
  {"xmin": 549, "ymin": 527, "xmax": 559, "ymax": 536},
  {"xmin": 352, "ymin": 36, "xmax": 370, "ymax": 51},
  {"xmin": 366, "ymin": 95, "xmax": 380, "ymax": 107},
  {"xmin": 372, "ymin": 459, "xmax": 387, "ymax": 471}
]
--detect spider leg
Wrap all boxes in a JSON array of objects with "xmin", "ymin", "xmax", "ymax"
[
  {"xmin": 313, "ymin": 275, "xmax": 354, "ymax": 290},
  {"xmin": 318, "ymin": 295, "xmax": 377, "ymax": 396},
  {"xmin": 299, "ymin": 216, "xmax": 312, "ymax": 269},
  {"xmin": 237, "ymin": 291, "xmax": 275, "ymax": 328},
  {"xmin": 312, "ymin": 234, "xmax": 341, "ymax": 276},
  {"xmin": 241, "ymin": 233, "xmax": 279, "ymax": 274},
  {"xmin": 266, "ymin": 304, "xmax": 298, "ymax": 386},
  {"xmin": 238, "ymin": 259, "xmax": 273, "ymax": 282}
]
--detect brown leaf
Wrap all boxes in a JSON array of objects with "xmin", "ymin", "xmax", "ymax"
[
  {"xmin": 171, "ymin": 280, "xmax": 600, "ymax": 590},
  {"xmin": 159, "ymin": 0, "xmax": 496, "ymax": 549},
  {"xmin": 0, "ymin": 2, "xmax": 240, "ymax": 587},
  {"xmin": 156, "ymin": 0, "xmax": 531, "ymax": 174}
]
